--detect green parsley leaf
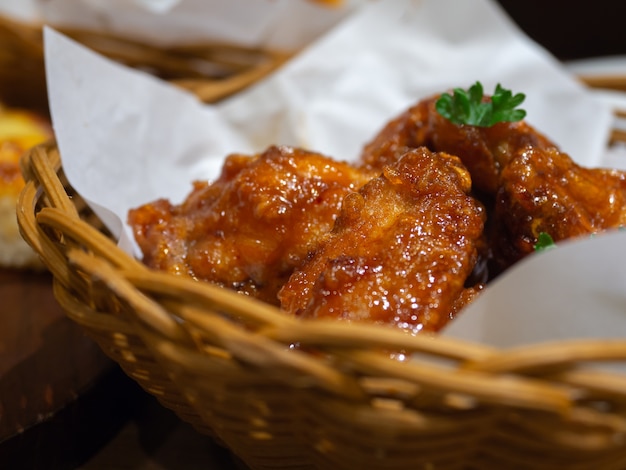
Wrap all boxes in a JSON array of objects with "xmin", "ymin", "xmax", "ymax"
[
  {"xmin": 534, "ymin": 232, "xmax": 556, "ymax": 252},
  {"xmin": 435, "ymin": 81, "xmax": 527, "ymax": 127}
]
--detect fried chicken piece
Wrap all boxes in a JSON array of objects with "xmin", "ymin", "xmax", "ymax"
[
  {"xmin": 128, "ymin": 145, "xmax": 376, "ymax": 305},
  {"xmin": 492, "ymin": 146, "xmax": 626, "ymax": 271},
  {"xmin": 279, "ymin": 147, "xmax": 486, "ymax": 333},
  {"xmin": 361, "ymin": 95, "xmax": 556, "ymax": 195}
]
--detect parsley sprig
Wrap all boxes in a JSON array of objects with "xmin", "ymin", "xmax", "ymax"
[
  {"xmin": 435, "ymin": 81, "xmax": 527, "ymax": 127},
  {"xmin": 534, "ymin": 232, "xmax": 556, "ymax": 252}
]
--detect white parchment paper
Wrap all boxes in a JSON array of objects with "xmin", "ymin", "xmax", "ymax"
[{"xmin": 43, "ymin": 0, "xmax": 626, "ymax": 353}]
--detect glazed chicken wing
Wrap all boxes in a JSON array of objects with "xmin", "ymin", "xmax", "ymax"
[
  {"xmin": 279, "ymin": 147, "xmax": 486, "ymax": 333},
  {"xmin": 128, "ymin": 145, "xmax": 376, "ymax": 305},
  {"xmin": 361, "ymin": 95, "xmax": 556, "ymax": 195},
  {"xmin": 492, "ymin": 146, "xmax": 626, "ymax": 271},
  {"xmin": 362, "ymin": 92, "xmax": 626, "ymax": 277}
]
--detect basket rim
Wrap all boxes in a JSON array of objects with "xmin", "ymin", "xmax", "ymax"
[
  {"xmin": 18, "ymin": 142, "xmax": 626, "ymax": 409},
  {"xmin": 15, "ymin": 132, "xmax": 626, "ymax": 470}
]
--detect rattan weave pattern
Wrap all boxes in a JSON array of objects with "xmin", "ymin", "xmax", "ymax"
[{"xmin": 17, "ymin": 141, "xmax": 626, "ymax": 469}]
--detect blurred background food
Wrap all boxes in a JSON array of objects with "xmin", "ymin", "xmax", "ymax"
[{"xmin": 0, "ymin": 104, "xmax": 51, "ymax": 269}]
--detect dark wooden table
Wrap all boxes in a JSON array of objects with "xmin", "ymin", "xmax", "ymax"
[
  {"xmin": 0, "ymin": 266, "xmax": 240, "ymax": 469},
  {"xmin": 0, "ymin": 268, "xmax": 142, "ymax": 469},
  {"xmin": 81, "ymin": 394, "xmax": 242, "ymax": 470}
]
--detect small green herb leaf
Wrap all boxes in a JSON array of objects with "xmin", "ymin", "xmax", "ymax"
[
  {"xmin": 534, "ymin": 232, "xmax": 556, "ymax": 252},
  {"xmin": 435, "ymin": 81, "xmax": 527, "ymax": 127}
]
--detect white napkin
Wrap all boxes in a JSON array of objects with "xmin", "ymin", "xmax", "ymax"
[
  {"xmin": 44, "ymin": 0, "xmax": 625, "ymax": 354},
  {"xmin": 445, "ymin": 230, "xmax": 626, "ymax": 347}
]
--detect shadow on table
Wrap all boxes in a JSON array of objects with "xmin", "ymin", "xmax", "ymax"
[{"xmin": 81, "ymin": 391, "xmax": 245, "ymax": 470}]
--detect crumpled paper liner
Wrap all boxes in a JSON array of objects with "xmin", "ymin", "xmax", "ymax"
[{"xmin": 44, "ymin": 0, "xmax": 626, "ymax": 357}]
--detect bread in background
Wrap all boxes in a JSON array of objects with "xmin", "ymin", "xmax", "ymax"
[{"xmin": 0, "ymin": 104, "xmax": 52, "ymax": 269}]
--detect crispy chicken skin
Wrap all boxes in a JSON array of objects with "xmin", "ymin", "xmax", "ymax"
[
  {"xmin": 128, "ymin": 145, "xmax": 376, "ymax": 305},
  {"xmin": 361, "ymin": 93, "xmax": 626, "ymax": 276},
  {"xmin": 492, "ymin": 146, "xmax": 626, "ymax": 271},
  {"xmin": 279, "ymin": 147, "xmax": 486, "ymax": 333},
  {"xmin": 361, "ymin": 95, "xmax": 556, "ymax": 195},
  {"xmin": 130, "ymin": 90, "xmax": 626, "ymax": 331}
]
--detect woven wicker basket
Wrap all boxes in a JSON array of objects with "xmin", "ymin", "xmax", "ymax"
[
  {"xmin": 10, "ymin": 10, "xmax": 626, "ymax": 468},
  {"xmin": 0, "ymin": 14, "xmax": 290, "ymax": 109},
  {"xmin": 16, "ymin": 138, "xmax": 626, "ymax": 469}
]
